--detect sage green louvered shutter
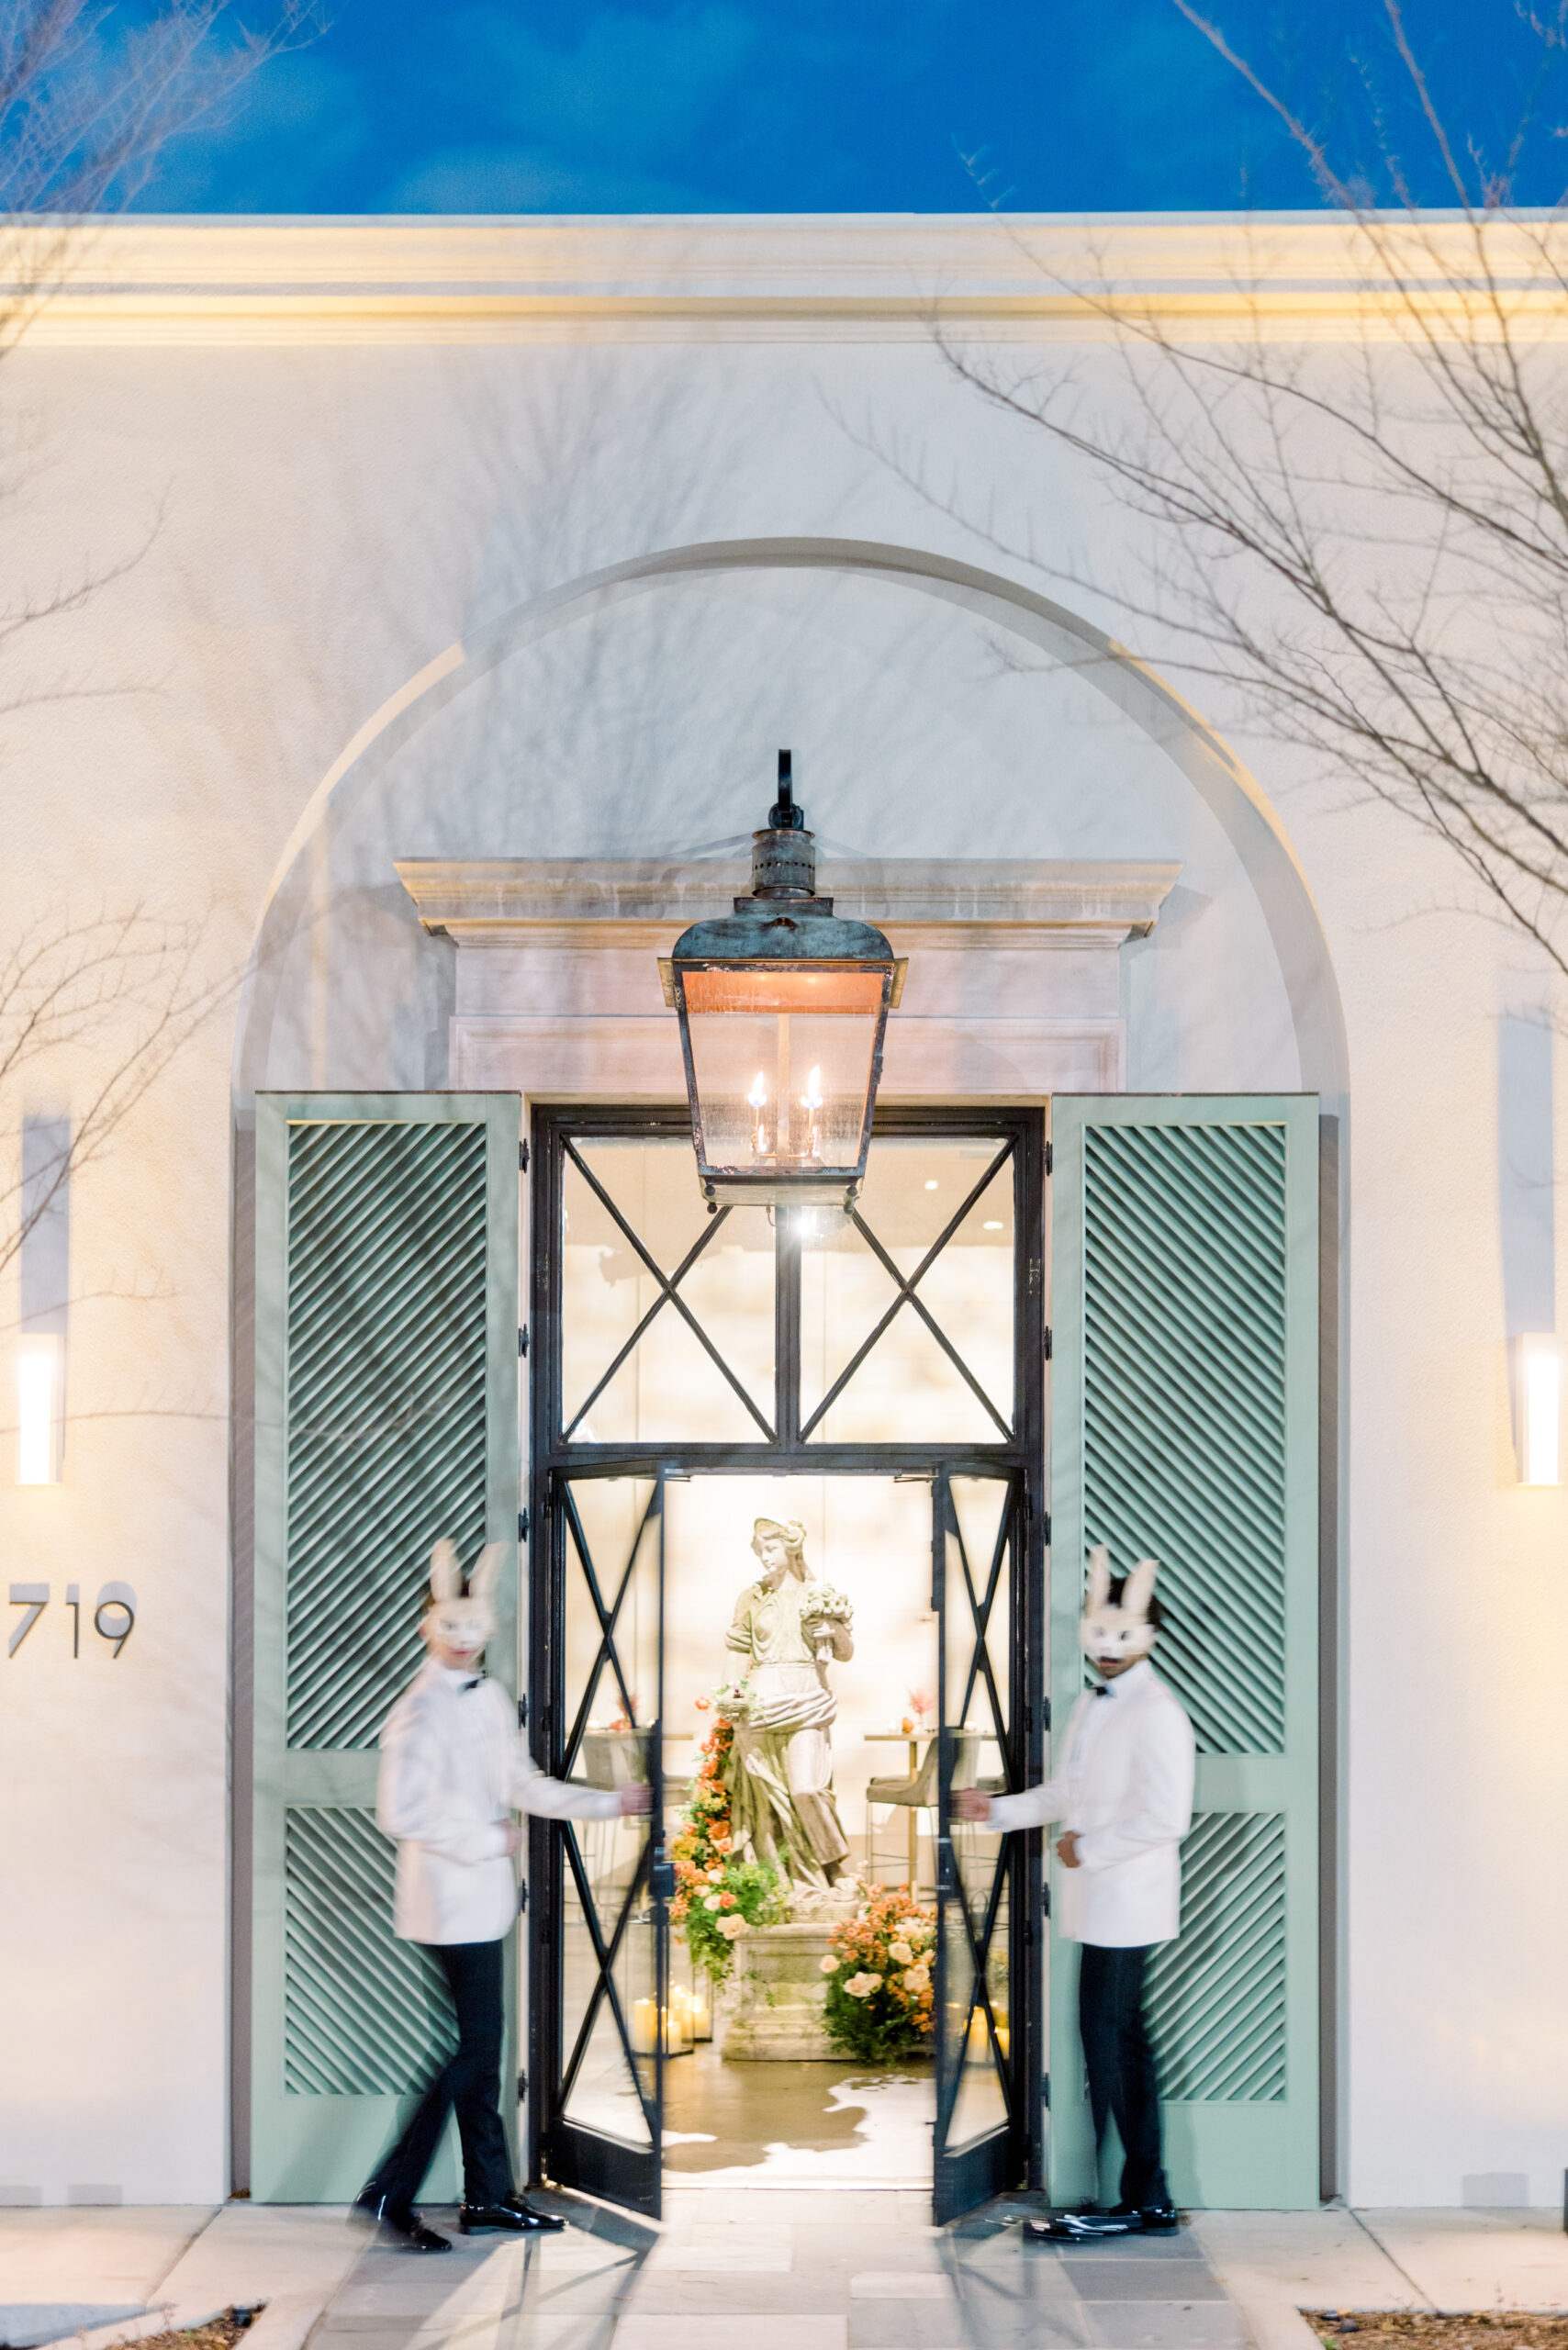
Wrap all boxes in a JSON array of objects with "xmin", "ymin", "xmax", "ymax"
[
  {"xmin": 251, "ymin": 1094, "xmax": 521, "ymax": 2203},
  {"xmin": 1048, "ymin": 1097, "xmax": 1319, "ymax": 2210}
]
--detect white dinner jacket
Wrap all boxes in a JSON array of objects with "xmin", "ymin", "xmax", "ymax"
[
  {"xmin": 987, "ymin": 1660, "xmax": 1195, "ymax": 1948},
  {"xmin": 376, "ymin": 1657, "xmax": 622, "ymax": 1945}
]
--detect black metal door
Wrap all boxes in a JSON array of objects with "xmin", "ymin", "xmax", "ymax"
[
  {"xmin": 528, "ymin": 1104, "xmax": 1047, "ymax": 2220},
  {"xmin": 933, "ymin": 1467, "xmax": 1033, "ymax": 2223},
  {"xmin": 530, "ymin": 1467, "xmax": 667, "ymax": 2217}
]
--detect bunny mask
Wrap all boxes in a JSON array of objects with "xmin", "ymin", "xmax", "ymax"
[
  {"xmin": 420, "ymin": 1537, "xmax": 504, "ymax": 1665},
  {"xmin": 1079, "ymin": 1544, "xmax": 1159, "ymax": 1664}
]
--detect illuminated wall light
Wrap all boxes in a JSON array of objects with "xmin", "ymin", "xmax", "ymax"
[
  {"xmin": 18, "ymin": 1114, "xmax": 70, "ymax": 1488},
  {"xmin": 1512, "ymin": 1333, "xmax": 1562, "ymax": 1486},
  {"xmin": 17, "ymin": 1335, "xmax": 62, "ymax": 1486}
]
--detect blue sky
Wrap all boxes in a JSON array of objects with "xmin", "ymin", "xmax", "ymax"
[{"xmin": 136, "ymin": 0, "xmax": 1568, "ymax": 215}]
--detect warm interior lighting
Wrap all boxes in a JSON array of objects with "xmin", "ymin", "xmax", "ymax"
[
  {"xmin": 1514, "ymin": 1334, "xmax": 1561, "ymax": 1485},
  {"xmin": 17, "ymin": 1335, "xmax": 62, "ymax": 1486}
]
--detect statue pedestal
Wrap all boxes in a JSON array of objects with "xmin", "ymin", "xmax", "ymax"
[{"xmin": 722, "ymin": 1919, "xmax": 846, "ymax": 2062}]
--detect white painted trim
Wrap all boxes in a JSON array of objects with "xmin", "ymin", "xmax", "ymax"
[
  {"xmin": 396, "ymin": 856, "xmax": 1182, "ymax": 947},
  {"xmin": 13, "ymin": 212, "xmax": 1564, "ymax": 345}
]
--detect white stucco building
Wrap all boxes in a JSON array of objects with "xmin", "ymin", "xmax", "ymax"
[{"xmin": 0, "ymin": 213, "xmax": 1562, "ymax": 2219}]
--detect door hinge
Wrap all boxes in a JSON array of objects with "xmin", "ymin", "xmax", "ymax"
[
  {"xmin": 1042, "ymin": 1880, "xmax": 1051, "ymax": 1918},
  {"xmin": 1042, "ymin": 1509, "xmax": 1051, "ymax": 1548},
  {"xmin": 1043, "ymin": 1324, "xmax": 1052, "ymax": 1360},
  {"xmin": 519, "ymin": 1325, "xmax": 530, "ymax": 1358},
  {"xmin": 517, "ymin": 1693, "xmax": 529, "ymax": 1727},
  {"xmin": 519, "ymin": 1508, "xmax": 530, "ymax": 1543},
  {"xmin": 1044, "ymin": 1139, "xmax": 1053, "ymax": 1177},
  {"xmin": 517, "ymin": 1879, "xmax": 529, "ymax": 1915},
  {"xmin": 1042, "ymin": 1695, "xmax": 1050, "ymax": 1731},
  {"xmin": 518, "ymin": 2070, "xmax": 528, "ymax": 2102},
  {"xmin": 519, "ymin": 1139, "xmax": 530, "ymax": 1173},
  {"xmin": 1042, "ymin": 2072, "xmax": 1050, "ymax": 2109}
]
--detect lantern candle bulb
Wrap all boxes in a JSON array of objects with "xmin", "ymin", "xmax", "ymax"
[
  {"xmin": 748, "ymin": 1070, "xmax": 769, "ymax": 1158},
  {"xmin": 801, "ymin": 1064, "xmax": 823, "ymax": 1160}
]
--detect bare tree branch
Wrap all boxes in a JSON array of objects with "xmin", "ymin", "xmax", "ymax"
[
  {"xmin": 900, "ymin": 9, "xmax": 1568, "ymax": 983},
  {"xmin": 0, "ymin": 0, "xmax": 320, "ymax": 1291}
]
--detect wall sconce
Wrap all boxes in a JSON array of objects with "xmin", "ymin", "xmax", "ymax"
[
  {"xmin": 17, "ymin": 1333, "xmax": 64, "ymax": 1485},
  {"xmin": 1512, "ymin": 1333, "xmax": 1561, "ymax": 1486}
]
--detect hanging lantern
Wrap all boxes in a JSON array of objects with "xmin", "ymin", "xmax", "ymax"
[{"xmin": 661, "ymin": 752, "xmax": 906, "ymax": 1208}]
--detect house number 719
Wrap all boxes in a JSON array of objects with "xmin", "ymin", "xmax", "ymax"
[{"xmin": 7, "ymin": 1583, "xmax": 137, "ymax": 1659}]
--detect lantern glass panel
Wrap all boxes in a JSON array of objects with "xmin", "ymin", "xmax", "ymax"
[{"xmin": 681, "ymin": 966, "xmax": 886, "ymax": 1181}]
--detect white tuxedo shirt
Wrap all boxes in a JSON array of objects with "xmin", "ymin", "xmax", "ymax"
[
  {"xmin": 376, "ymin": 1658, "xmax": 622, "ymax": 1945},
  {"xmin": 986, "ymin": 1660, "xmax": 1194, "ymax": 1948}
]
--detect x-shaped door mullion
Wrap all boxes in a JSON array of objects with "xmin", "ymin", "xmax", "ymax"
[
  {"xmin": 561, "ymin": 1482, "xmax": 650, "ymax": 1769},
  {"xmin": 956, "ymin": 1499, "xmax": 1013, "ymax": 1743},
  {"xmin": 563, "ymin": 1142, "xmax": 774, "ymax": 1439},
  {"xmin": 563, "ymin": 1202, "xmax": 738, "ymax": 1440},
  {"xmin": 799, "ymin": 1143, "xmax": 1015, "ymax": 1442},
  {"xmin": 557, "ymin": 1821, "xmax": 656, "ymax": 2134}
]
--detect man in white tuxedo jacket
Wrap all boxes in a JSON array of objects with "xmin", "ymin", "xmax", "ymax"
[
  {"xmin": 956, "ymin": 1549, "xmax": 1193, "ymax": 2238},
  {"xmin": 358, "ymin": 1540, "xmax": 649, "ymax": 2255}
]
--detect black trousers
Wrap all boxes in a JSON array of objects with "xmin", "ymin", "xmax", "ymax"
[
  {"xmin": 371, "ymin": 1939, "xmax": 514, "ymax": 2216},
  {"xmin": 1078, "ymin": 1942, "xmax": 1169, "ymax": 2210}
]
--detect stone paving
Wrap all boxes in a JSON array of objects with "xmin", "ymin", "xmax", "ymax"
[
  {"xmin": 8, "ymin": 2198, "xmax": 1568, "ymax": 2350},
  {"xmin": 308, "ymin": 2188, "xmax": 1246, "ymax": 2350}
]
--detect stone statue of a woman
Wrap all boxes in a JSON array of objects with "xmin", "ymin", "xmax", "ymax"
[{"xmin": 722, "ymin": 1518, "xmax": 854, "ymax": 1898}]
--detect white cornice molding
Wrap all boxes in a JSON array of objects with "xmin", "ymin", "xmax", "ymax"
[
  {"xmin": 395, "ymin": 856, "xmax": 1182, "ymax": 949},
  {"xmin": 11, "ymin": 212, "xmax": 1568, "ymax": 346}
]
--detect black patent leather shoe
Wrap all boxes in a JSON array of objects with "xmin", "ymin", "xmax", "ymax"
[
  {"xmin": 1131, "ymin": 2203, "xmax": 1181, "ymax": 2233},
  {"xmin": 460, "ymin": 2198, "xmax": 566, "ymax": 2233},
  {"xmin": 1027, "ymin": 2207, "xmax": 1138, "ymax": 2241},
  {"xmin": 351, "ymin": 2189, "xmax": 451, "ymax": 2253}
]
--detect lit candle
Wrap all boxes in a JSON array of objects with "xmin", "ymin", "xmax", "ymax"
[
  {"xmin": 801, "ymin": 1065, "xmax": 823, "ymax": 1160},
  {"xmin": 631, "ymin": 1998, "xmax": 658, "ymax": 2054},
  {"xmin": 748, "ymin": 1070, "xmax": 769, "ymax": 1157}
]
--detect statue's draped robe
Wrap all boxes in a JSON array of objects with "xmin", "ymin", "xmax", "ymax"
[{"xmin": 722, "ymin": 1575, "xmax": 849, "ymax": 1892}]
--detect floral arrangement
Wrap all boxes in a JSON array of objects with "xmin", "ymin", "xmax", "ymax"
[
  {"xmin": 820, "ymin": 1885, "xmax": 936, "ymax": 2064},
  {"xmin": 671, "ymin": 1695, "xmax": 781, "ymax": 1985},
  {"xmin": 801, "ymin": 1583, "xmax": 854, "ymax": 1627}
]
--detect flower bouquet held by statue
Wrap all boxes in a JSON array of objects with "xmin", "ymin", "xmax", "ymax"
[
  {"xmin": 801, "ymin": 1584, "xmax": 853, "ymax": 1652},
  {"xmin": 820, "ymin": 1885, "xmax": 936, "ymax": 2064},
  {"xmin": 671, "ymin": 1694, "xmax": 782, "ymax": 1986}
]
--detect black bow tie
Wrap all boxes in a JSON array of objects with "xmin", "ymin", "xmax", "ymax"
[
  {"xmin": 463, "ymin": 1677, "xmax": 481, "ymax": 1692},
  {"xmin": 1092, "ymin": 1683, "xmax": 1111, "ymax": 1696}
]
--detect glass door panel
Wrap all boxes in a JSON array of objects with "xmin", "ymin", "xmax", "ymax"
[
  {"xmin": 560, "ymin": 1139, "xmax": 775, "ymax": 1444},
  {"xmin": 539, "ymin": 1471, "xmax": 666, "ymax": 2216},
  {"xmin": 801, "ymin": 1137, "xmax": 1016, "ymax": 1444},
  {"xmin": 934, "ymin": 1470, "xmax": 1025, "ymax": 2222}
]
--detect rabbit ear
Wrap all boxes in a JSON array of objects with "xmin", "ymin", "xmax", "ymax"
[
  {"xmin": 431, "ymin": 1538, "xmax": 462, "ymax": 1602},
  {"xmin": 1123, "ymin": 1557, "xmax": 1159, "ymax": 1622},
  {"xmin": 467, "ymin": 1542, "xmax": 505, "ymax": 1603},
  {"xmin": 1086, "ymin": 1544, "xmax": 1113, "ymax": 1612}
]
